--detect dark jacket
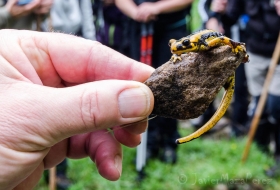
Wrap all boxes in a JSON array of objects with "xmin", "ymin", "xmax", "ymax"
[
  {"xmin": 221, "ymin": 0, "xmax": 280, "ymax": 57},
  {"xmin": 199, "ymin": 0, "xmax": 232, "ymax": 37}
]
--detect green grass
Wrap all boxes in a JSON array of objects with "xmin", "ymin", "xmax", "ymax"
[{"xmin": 35, "ymin": 127, "xmax": 280, "ymax": 190}]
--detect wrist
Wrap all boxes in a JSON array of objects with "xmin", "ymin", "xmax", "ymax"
[
  {"xmin": 152, "ymin": 1, "xmax": 165, "ymax": 15},
  {"xmin": 208, "ymin": 11, "xmax": 221, "ymax": 19},
  {"xmin": 4, "ymin": 3, "xmax": 12, "ymax": 13}
]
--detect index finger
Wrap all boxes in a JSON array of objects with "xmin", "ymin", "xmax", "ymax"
[{"xmin": 0, "ymin": 30, "xmax": 155, "ymax": 85}]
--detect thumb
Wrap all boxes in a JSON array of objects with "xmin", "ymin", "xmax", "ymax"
[{"xmin": 2, "ymin": 80, "xmax": 154, "ymax": 149}]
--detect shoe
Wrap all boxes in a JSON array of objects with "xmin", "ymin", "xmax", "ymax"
[
  {"xmin": 265, "ymin": 164, "xmax": 280, "ymax": 178},
  {"xmin": 161, "ymin": 146, "xmax": 177, "ymax": 164},
  {"xmin": 265, "ymin": 156, "xmax": 280, "ymax": 178},
  {"xmin": 231, "ymin": 122, "xmax": 249, "ymax": 137},
  {"xmin": 146, "ymin": 148, "xmax": 159, "ymax": 160}
]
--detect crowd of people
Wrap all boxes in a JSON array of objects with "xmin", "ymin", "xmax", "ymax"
[
  {"xmin": 0, "ymin": 0, "xmax": 279, "ymax": 189},
  {"xmin": 199, "ymin": 0, "xmax": 280, "ymax": 177}
]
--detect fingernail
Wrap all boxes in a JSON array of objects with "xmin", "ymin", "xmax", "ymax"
[
  {"xmin": 114, "ymin": 155, "xmax": 122, "ymax": 176},
  {"xmin": 118, "ymin": 87, "xmax": 151, "ymax": 118}
]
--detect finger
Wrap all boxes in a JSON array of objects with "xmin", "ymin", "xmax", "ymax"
[
  {"xmin": 34, "ymin": 0, "xmax": 52, "ymax": 14},
  {"xmin": 34, "ymin": 6, "xmax": 50, "ymax": 14},
  {"xmin": 43, "ymin": 139, "xmax": 68, "ymax": 169},
  {"xmin": 66, "ymin": 126, "xmax": 143, "ymax": 157},
  {"xmin": 120, "ymin": 119, "xmax": 148, "ymax": 135},
  {"xmin": 89, "ymin": 131, "xmax": 122, "ymax": 181},
  {"xmin": 113, "ymin": 126, "xmax": 141, "ymax": 147},
  {"xmin": 0, "ymin": 30, "xmax": 154, "ymax": 85},
  {"xmin": 0, "ymin": 57, "xmax": 30, "ymax": 82},
  {"xmin": 5, "ymin": 0, "xmax": 17, "ymax": 6},
  {"xmin": 13, "ymin": 163, "xmax": 44, "ymax": 190},
  {"xmin": 1, "ymin": 79, "xmax": 154, "ymax": 150},
  {"xmin": 20, "ymin": 0, "xmax": 41, "ymax": 12},
  {"xmin": 66, "ymin": 133, "xmax": 91, "ymax": 159}
]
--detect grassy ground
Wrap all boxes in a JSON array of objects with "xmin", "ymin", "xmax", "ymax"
[{"xmin": 35, "ymin": 126, "xmax": 280, "ymax": 190}]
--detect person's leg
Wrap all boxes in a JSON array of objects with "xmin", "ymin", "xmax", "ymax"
[
  {"xmin": 265, "ymin": 94, "xmax": 280, "ymax": 177},
  {"xmin": 147, "ymin": 116, "xmax": 179, "ymax": 163},
  {"xmin": 267, "ymin": 94, "xmax": 280, "ymax": 156},
  {"xmin": 160, "ymin": 117, "xmax": 179, "ymax": 164},
  {"xmin": 128, "ymin": 20, "xmax": 141, "ymax": 61},
  {"xmin": 248, "ymin": 96, "xmax": 272, "ymax": 153},
  {"xmin": 244, "ymin": 52, "xmax": 272, "ymax": 152},
  {"xmin": 147, "ymin": 117, "xmax": 161, "ymax": 159},
  {"xmin": 56, "ymin": 159, "xmax": 71, "ymax": 190}
]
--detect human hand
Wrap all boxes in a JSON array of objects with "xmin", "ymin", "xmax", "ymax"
[
  {"xmin": 211, "ymin": 0, "xmax": 227, "ymax": 14},
  {"xmin": 5, "ymin": 0, "xmax": 41, "ymax": 17},
  {"xmin": 135, "ymin": 2, "xmax": 158, "ymax": 23},
  {"xmin": 205, "ymin": 17, "xmax": 224, "ymax": 33},
  {"xmin": 0, "ymin": 30, "xmax": 154, "ymax": 190},
  {"xmin": 275, "ymin": 0, "xmax": 280, "ymax": 16},
  {"xmin": 33, "ymin": 0, "xmax": 53, "ymax": 14}
]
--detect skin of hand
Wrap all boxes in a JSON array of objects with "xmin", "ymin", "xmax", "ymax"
[
  {"xmin": 5, "ymin": 0, "xmax": 41, "ymax": 18},
  {"xmin": 0, "ymin": 29, "xmax": 154, "ymax": 190},
  {"xmin": 135, "ymin": 2, "xmax": 158, "ymax": 23},
  {"xmin": 211, "ymin": 0, "xmax": 227, "ymax": 14},
  {"xmin": 205, "ymin": 17, "xmax": 225, "ymax": 33},
  {"xmin": 275, "ymin": 0, "xmax": 280, "ymax": 16},
  {"xmin": 115, "ymin": 0, "xmax": 138, "ymax": 20},
  {"xmin": 115, "ymin": 0, "xmax": 193, "ymax": 23},
  {"xmin": 33, "ymin": 0, "xmax": 53, "ymax": 14}
]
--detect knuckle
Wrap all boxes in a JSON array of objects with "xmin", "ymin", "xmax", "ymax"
[{"xmin": 80, "ymin": 89, "xmax": 99, "ymax": 130}]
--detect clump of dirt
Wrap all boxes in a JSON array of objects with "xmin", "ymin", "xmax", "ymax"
[{"xmin": 145, "ymin": 45, "xmax": 248, "ymax": 120}]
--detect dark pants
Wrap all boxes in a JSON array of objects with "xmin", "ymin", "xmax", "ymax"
[
  {"xmin": 231, "ymin": 63, "xmax": 249, "ymax": 136},
  {"xmin": 250, "ymin": 95, "xmax": 280, "ymax": 155},
  {"xmin": 57, "ymin": 159, "xmax": 68, "ymax": 177}
]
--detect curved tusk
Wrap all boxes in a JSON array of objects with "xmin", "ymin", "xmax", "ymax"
[{"xmin": 176, "ymin": 74, "xmax": 235, "ymax": 144}]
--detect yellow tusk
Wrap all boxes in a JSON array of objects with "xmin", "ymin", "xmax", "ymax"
[{"xmin": 176, "ymin": 74, "xmax": 235, "ymax": 144}]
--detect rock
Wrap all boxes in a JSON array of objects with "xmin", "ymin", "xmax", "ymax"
[{"xmin": 144, "ymin": 45, "xmax": 247, "ymax": 120}]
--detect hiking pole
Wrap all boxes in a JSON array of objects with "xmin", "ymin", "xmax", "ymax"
[
  {"xmin": 140, "ymin": 23, "xmax": 153, "ymax": 66},
  {"xmin": 49, "ymin": 167, "xmax": 56, "ymax": 190},
  {"xmin": 242, "ymin": 32, "xmax": 280, "ymax": 163}
]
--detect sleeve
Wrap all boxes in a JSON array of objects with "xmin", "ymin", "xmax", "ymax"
[
  {"xmin": 80, "ymin": 0, "xmax": 96, "ymax": 40},
  {"xmin": 220, "ymin": 0, "xmax": 245, "ymax": 28},
  {"xmin": 198, "ymin": 0, "xmax": 212, "ymax": 23}
]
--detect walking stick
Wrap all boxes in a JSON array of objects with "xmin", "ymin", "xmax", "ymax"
[
  {"xmin": 49, "ymin": 167, "xmax": 56, "ymax": 190},
  {"xmin": 140, "ymin": 23, "xmax": 153, "ymax": 66},
  {"xmin": 242, "ymin": 32, "xmax": 280, "ymax": 163}
]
